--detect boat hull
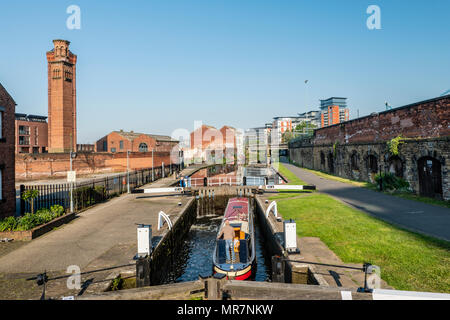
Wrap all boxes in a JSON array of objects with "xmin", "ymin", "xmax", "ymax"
[{"xmin": 213, "ymin": 264, "xmax": 253, "ymax": 280}]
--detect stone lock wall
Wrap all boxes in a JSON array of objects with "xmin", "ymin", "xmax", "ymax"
[
  {"xmin": 290, "ymin": 138, "xmax": 449, "ymax": 200},
  {"xmin": 289, "ymin": 96, "xmax": 450, "ymax": 201}
]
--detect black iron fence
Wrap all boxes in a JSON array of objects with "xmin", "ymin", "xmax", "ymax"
[{"xmin": 19, "ymin": 164, "xmax": 181, "ymax": 214}]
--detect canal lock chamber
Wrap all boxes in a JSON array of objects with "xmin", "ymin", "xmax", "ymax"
[
  {"xmin": 149, "ymin": 194, "xmax": 321, "ymax": 287},
  {"xmin": 154, "ymin": 194, "xmax": 274, "ymax": 285},
  {"xmin": 125, "ymin": 164, "xmax": 320, "ymax": 290}
]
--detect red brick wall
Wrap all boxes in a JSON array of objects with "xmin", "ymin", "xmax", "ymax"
[
  {"xmin": 314, "ymin": 96, "xmax": 450, "ymax": 144},
  {"xmin": 0, "ymin": 84, "xmax": 16, "ymax": 218},
  {"xmin": 190, "ymin": 125, "xmax": 221, "ymax": 149},
  {"xmin": 15, "ymin": 151, "xmax": 175, "ymax": 181}
]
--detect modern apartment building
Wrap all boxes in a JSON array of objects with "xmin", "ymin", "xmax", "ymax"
[
  {"xmin": 15, "ymin": 113, "xmax": 48, "ymax": 154},
  {"xmin": 297, "ymin": 110, "xmax": 321, "ymax": 128},
  {"xmin": 319, "ymin": 97, "xmax": 350, "ymax": 127}
]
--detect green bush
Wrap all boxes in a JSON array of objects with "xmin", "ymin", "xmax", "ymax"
[
  {"xmin": 16, "ymin": 213, "xmax": 37, "ymax": 231},
  {"xmin": 73, "ymin": 185, "xmax": 107, "ymax": 208},
  {"xmin": 374, "ymin": 172, "xmax": 410, "ymax": 192},
  {"xmin": 110, "ymin": 275, "xmax": 124, "ymax": 291},
  {"xmin": 94, "ymin": 186, "xmax": 106, "ymax": 200},
  {"xmin": 0, "ymin": 205, "xmax": 66, "ymax": 232},
  {"xmin": 50, "ymin": 205, "xmax": 65, "ymax": 217}
]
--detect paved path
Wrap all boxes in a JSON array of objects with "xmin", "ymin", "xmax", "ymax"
[
  {"xmin": 283, "ymin": 163, "xmax": 450, "ymax": 242},
  {"xmin": 0, "ymin": 164, "xmax": 206, "ymax": 274}
]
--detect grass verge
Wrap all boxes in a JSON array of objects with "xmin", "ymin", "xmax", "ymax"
[
  {"xmin": 275, "ymin": 162, "xmax": 307, "ymax": 185},
  {"xmin": 299, "ymin": 166, "xmax": 450, "ymax": 209},
  {"xmin": 270, "ymin": 163, "xmax": 312, "ymax": 200},
  {"xmin": 270, "ymin": 193, "xmax": 450, "ymax": 293}
]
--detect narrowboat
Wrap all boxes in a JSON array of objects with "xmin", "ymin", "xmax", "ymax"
[{"xmin": 212, "ymin": 197, "xmax": 256, "ymax": 280}]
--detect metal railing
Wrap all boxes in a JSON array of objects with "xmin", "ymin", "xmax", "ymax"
[
  {"xmin": 184, "ymin": 176, "xmax": 241, "ymax": 187},
  {"xmin": 180, "ymin": 175, "xmax": 285, "ymax": 187},
  {"xmin": 19, "ymin": 164, "xmax": 181, "ymax": 214}
]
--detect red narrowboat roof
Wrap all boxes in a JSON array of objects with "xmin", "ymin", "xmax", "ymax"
[{"xmin": 224, "ymin": 198, "xmax": 249, "ymax": 222}]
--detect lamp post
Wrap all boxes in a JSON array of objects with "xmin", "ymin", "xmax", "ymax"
[
  {"xmin": 69, "ymin": 151, "xmax": 77, "ymax": 213},
  {"xmin": 127, "ymin": 150, "xmax": 131, "ymax": 194},
  {"xmin": 152, "ymin": 149, "xmax": 154, "ymax": 181}
]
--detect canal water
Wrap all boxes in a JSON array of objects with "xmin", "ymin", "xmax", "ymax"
[
  {"xmin": 162, "ymin": 165, "xmax": 280, "ymax": 284},
  {"xmin": 166, "ymin": 205, "xmax": 272, "ymax": 283}
]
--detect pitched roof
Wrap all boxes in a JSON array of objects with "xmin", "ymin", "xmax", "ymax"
[
  {"xmin": 0, "ymin": 82, "xmax": 17, "ymax": 106},
  {"xmin": 113, "ymin": 131, "xmax": 178, "ymax": 142}
]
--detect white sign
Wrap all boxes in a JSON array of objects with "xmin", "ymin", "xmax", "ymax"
[
  {"xmin": 143, "ymin": 187, "xmax": 183, "ymax": 194},
  {"xmin": 137, "ymin": 225, "xmax": 152, "ymax": 258},
  {"xmin": 67, "ymin": 171, "xmax": 76, "ymax": 183}
]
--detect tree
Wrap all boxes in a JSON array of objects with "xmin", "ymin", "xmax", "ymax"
[
  {"xmin": 282, "ymin": 121, "xmax": 318, "ymax": 143},
  {"xmin": 282, "ymin": 130, "xmax": 295, "ymax": 143},
  {"xmin": 294, "ymin": 121, "xmax": 317, "ymax": 134},
  {"xmin": 22, "ymin": 189, "xmax": 40, "ymax": 214}
]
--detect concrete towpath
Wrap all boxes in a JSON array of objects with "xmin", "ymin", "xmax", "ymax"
[
  {"xmin": 0, "ymin": 164, "xmax": 208, "ymax": 274},
  {"xmin": 283, "ymin": 163, "xmax": 450, "ymax": 242}
]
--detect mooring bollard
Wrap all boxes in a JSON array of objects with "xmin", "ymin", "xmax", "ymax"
[
  {"xmin": 136, "ymin": 257, "xmax": 151, "ymax": 288},
  {"xmin": 200, "ymin": 273, "xmax": 226, "ymax": 300},
  {"xmin": 271, "ymin": 255, "xmax": 285, "ymax": 283}
]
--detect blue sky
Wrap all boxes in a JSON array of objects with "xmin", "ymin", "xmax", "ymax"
[{"xmin": 0, "ymin": 0, "xmax": 449, "ymax": 143}]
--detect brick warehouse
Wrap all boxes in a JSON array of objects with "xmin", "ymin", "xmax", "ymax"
[
  {"xmin": 96, "ymin": 130, "xmax": 179, "ymax": 153},
  {"xmin": 0, "ymin": 83, "xmax": 16, "ymax": 218},
  {"xmin": 289, "ymin": 95, "xmax": 450, "ymax": 201}
]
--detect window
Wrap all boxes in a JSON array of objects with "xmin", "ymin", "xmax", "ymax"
[
  {"xmin": 19, "ymin": 125, "xmax": 30, "ymax": 135},
  {"xmin": 103, "ymin": 140, "xmax": 107, "ymax": 152},
  {"xmin": 120, "ymin": 140, "xmax": 124, "ymax": 150},
  {"xmin": 139, "ymin": 143, "xmax": 148, "ymax": 152},
  {"xmin": 19, "ymin": 136, "xmax": 30, "ymax": 145},
  {"xmin": 34, "ymin": 127, "xmax": 38, "ymax": 145},
  {"xmin": 111, "ymin": 148, "xmax": 116, "ymax": 153}
]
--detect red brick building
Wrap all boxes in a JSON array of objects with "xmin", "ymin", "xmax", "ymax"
[
  {"xmin": 15, "ymin": 113, "xmax": 48, "ymax": 154},
  {"xmin": 96, "ymin": 130, "xmax": 179, "ymax": 153},
  {"xmin": 186, "ymin": 124, "xmax": 238, "ymax": 163},
  {"xmin": 190, "ymin": 124, "xmax": 220, "ymax": 149},
  {"xmin": 0, "ymin": 83, "xmax": 16, "ymax": 218},
  {"xmin": 46, "ymin": 39, "xmax": 77, "ymax": 153}
]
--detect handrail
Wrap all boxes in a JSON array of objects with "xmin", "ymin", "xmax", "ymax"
[{"xmin": 158, "ymin": 211, "xmax": 173, "ymax": 230}]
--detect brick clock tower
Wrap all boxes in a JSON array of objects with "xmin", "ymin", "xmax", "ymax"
[{"xmin": 46, "ymin": 39, "xmax": 77, "ymax": 153}]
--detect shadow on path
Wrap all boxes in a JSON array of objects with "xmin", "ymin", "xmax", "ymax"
[{"xmin": 284, "ymin": 163, "xmax": 450, "ymax": 242}]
